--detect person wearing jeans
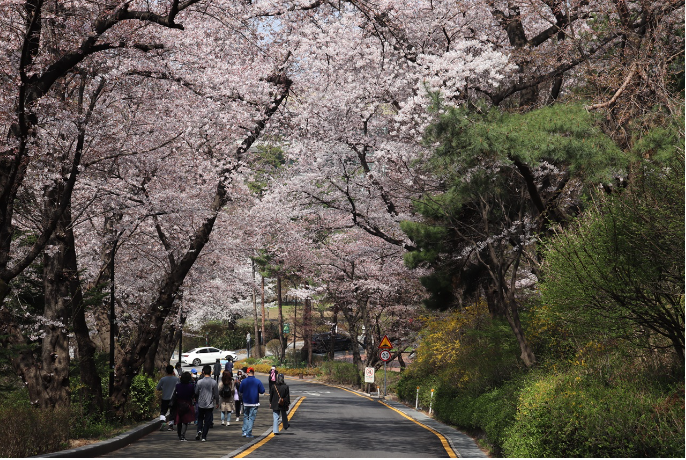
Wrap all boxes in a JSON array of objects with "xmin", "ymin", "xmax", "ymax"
[
  {"xmin": 238, "ymin": 367, "xmax": 265, "ymax": 438},
  {"xmin": 270, "ymin": 373, "xmax": 290, "ymax": 435},
  {"xmin": 194, "ymin": 365, "xmax": 219, "ymax": 441}
]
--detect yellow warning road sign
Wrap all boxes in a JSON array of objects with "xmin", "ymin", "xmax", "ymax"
[{"xmin": 378, "ymin": 335, "xmax": 393, "ymax": 350}]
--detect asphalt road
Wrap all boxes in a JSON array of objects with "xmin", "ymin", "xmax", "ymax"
[
  {"xmin": 238, "ymin": 378, "xmax": 453, "ymax": 458},
  {"xmin": 99, "ymin": 375, "xmax": 461, "ymax": 458}
]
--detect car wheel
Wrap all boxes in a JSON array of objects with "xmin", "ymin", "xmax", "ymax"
[{"xmin": 193, "ymin": 358, "xmax": 201, "ymax": 366}]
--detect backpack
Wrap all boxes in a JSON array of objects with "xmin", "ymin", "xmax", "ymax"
[{"xmin": 221, "ymin": 385, "xmax": 233, "ymax": 399}]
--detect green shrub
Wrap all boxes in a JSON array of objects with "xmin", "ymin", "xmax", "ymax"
[
  {"xmin": 469, "ymin": 381, "xmax": 519, "ymax": 451},
  {"xmin": 502, "ymin": 373, "xmax": 685, "ymax": 457},
  {"xmin": 397, "ymin": 372, "xmax": 442, "ymax": 411},
  {"xmin": 124, "ymin": 373, "xmax": 158, "ymax": 422},
  {"xmin": 319, "ymin": 361, "xmax": 360, "ymax": 385},
  {"xmin": 266, "ymin": 339, "xmax": 281, "ymax": 358}
]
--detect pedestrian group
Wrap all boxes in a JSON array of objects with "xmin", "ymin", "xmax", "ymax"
[{"xmin": 156, "ymin": 358, "xmax": 291, "ymax": 443}]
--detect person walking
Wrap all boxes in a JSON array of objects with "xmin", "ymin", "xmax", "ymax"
[
  {"xmin": 190, "ymin": 368, "xmax": 199, "ymax": 425},
  {"xmin": 174, "ymin": 371, "xmax": 196, "ymax": 441},
  {"xmin": 156, "ymin": 365, "xmax": 179, "ymax": 431},
  {"xmin": 213, "ymin": 358, "xmax": 222, "ymax": 383},
  {"xmin": 270, "ymin": 373, "xmax": 290, "ymax": 435},
  {"xmin": 218, "ymin": 371, "xmax": 235, "ymax": 426},
  {"xmin": 268, "ymin": 365, "xmax": 278, "ymax": 393},
  {"xmin": 224, "ymin": 356, "xmax": 234, "ymax": 374},
  {"xmin": 234, "ymin": 370, "xmax": 244, "ymax": 421},
  {"xmin": 194, "ymin": 365, "xmax": 219, "ymax": 441},
  {"xmin": 238, "ymin": 367, "xmax": 265, "ymax": 438}
]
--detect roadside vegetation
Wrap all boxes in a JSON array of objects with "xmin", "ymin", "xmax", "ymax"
[{"xmin": 393, "ymin": 109, "xmax": 685, "ymax": 457}]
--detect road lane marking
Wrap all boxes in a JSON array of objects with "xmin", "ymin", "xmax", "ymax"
[
  {"xmin": 233, "ymin": 396, "xmax": 306, "ymax": 458},
  {"xmin": 316, "ymin": 382, "xmax": 374, "ymax": 401},
  {"xmin": 378, "ymin": 400, "xmax": 458, "ymax": 458}
]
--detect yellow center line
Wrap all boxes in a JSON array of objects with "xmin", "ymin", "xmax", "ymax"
[
  {"xmin": 233, "ymin": 396, "xmax": 306, "ymax": 458},
  {"xmin": 377, "ymin": 400, "xmax": 457, "ymax": 458}
]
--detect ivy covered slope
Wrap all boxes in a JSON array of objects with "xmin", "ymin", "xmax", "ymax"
[{"xmin": 398, "ymin": 104, "xmax": 684, "ymax": 457}]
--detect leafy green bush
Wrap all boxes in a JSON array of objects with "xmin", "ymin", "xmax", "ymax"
[
  {"xmin": 468, "ymin": 380, "xmax": 519, "ymax": 451},
  {"xmin": 319, "ymin": 361, "xmax": 360, "ymax": 385},
  {"xmin": 397, "ymin": 372, "xmax": 442, "ymax": 411},
  {"xmin": 502, "ymin": 372, "xmax": 685, "ymax": 457},
  {"xmin": 124, "ymin": 373, "xmax": 158, "ymax": 422},
  {"xmin": 266, "ymin": 339, "xmax": 281, "ymax": 358}
]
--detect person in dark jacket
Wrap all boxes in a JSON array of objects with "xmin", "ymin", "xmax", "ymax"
[
  {"xmin": 174, "ymin": 372, "xmax": 196, "ymax": 441},
  {"xmin": 269, "ymin": 373, "xmax": 290, "ymax": 434},
  {"xmin": 224, "ymin": 356, "xmax": 234, "ymax": 373},
  {"xmin": 213, "ymin": 358, "xmax": 222, "ymax": 383}
]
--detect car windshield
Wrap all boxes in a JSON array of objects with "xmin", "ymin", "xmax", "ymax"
[{"xmin": 185, "ymin": 348, "xmax": 197, "ymax": 353}]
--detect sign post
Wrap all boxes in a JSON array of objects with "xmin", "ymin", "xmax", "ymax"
[{"xmin": 378, "ymin": 335, "xmax": 393, "ymax": 398}]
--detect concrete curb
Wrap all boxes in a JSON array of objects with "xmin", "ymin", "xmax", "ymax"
[{"xmin": 35, "ymin": 420, "xmax": 162, "ymax": 458}]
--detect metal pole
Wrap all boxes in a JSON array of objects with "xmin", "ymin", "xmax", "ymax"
[
  {"xmin": 384, "ymin": 361, "xmax": 387, "ymax": 397},
  {"xmin": 178, "ymin": 326, "xmax": 183, "ymax": 366},
  {"xmin": 415, "ymin": 386, "xmax": 419, "ymax": 409}
]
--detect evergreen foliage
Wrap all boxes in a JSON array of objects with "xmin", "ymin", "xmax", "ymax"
[
  {"xmin": 540, "ymin": 137, "xmax": 685, "ymax": 362},
  {"xmin": 402, "ymin": 103, "xmax": 627, "ymax": 312}
]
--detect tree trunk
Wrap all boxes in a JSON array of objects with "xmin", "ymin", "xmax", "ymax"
[
  {"xmin": 504, "ymin": 300, "xmax": 536, "ymax": 367},
  {"xmin": 304, "ymin": 298, "xmax": 313, "ymax": 367},
  {"xmin": 252, "ymin": 260, "xmax": 261, "ymax": 358},
  {"xmin": 108, "ymin": 70, "xmax": 291, "ymax": 414},
  {"xmin": 277, "ymin": 275, "xmax": 285, "ymax": 361},
  {"xmin": 40, "ymin": 183, "xmax": 73, "ymax": 409},
  {"xmin": 261, "ymin": 275, "xmax": 266, "ymax": 349},
  {"xmin": 109, "ymin": 208, "xmax": 221, "ymax": 413},
  {"xmin": 151, "ymin": 319, "xmax": 181, "ymax": 374}
]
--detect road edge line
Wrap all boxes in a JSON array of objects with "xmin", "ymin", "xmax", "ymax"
[
  {"xmin": 377, "ymin": 400, "xmax": 458, "ymax": 458},
  {"xmin": 229, "ymin": 396, "xmax": 306, "ymax": 458}
]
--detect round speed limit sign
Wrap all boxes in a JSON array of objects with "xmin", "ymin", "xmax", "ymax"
[{"xmin": 379, "ymin": 349, "xmax": 392, "ymax": 362}]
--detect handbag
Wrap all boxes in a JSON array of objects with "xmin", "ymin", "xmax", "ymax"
[{"xmin": 274, "ymin": 385, "xmax": 285, "ymax": 407}]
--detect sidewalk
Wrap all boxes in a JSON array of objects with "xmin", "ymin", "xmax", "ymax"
[{"xmin": 39, "ymin": 400, "xmax": 289, "ymax": 458}]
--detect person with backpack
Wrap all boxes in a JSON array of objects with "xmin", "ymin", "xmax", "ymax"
[
  {"xmin": 269, "ymin": 373, "xmax": 290, "ymax": 435},
  {"xmin": 218, "ymin": 371, "xmax": 235, "ymax": 426},
  {"xmin": 174, "ymin": 371, "xmax": 196, "ymax": 441}
]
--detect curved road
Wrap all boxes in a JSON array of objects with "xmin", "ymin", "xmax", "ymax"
[{"xmin": 239, "ymin": 379, "xmax": 451, "ymax": 458}]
